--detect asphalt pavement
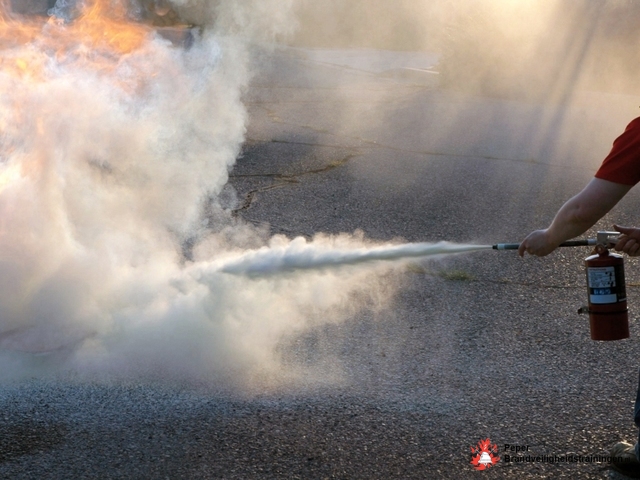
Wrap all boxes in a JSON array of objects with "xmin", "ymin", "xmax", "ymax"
[{"xmin": 4, "ymin": 46, "xmax": 640, "ymax": 479}]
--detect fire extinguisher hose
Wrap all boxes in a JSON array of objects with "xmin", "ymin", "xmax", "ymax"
[{"xmin": 492, "ymin": 239, "xmax": 596, "ymax": 250}]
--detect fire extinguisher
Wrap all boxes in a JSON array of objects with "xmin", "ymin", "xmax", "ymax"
[
  {"xmin": 494, "ymin": 231, "xmax": 629, "ymax": 341},
  {"xmin": 585, "ymin": 232, "xmax": 629, "ymax": 341}
]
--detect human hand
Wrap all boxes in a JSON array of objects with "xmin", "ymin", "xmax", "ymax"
[
  {"xmin": 518, "ymin": 229, "xmax": 557, "ymax": 257},
  {"xmin": 613, "ymin": 224, "xmax": 640, "ymax": 256}
]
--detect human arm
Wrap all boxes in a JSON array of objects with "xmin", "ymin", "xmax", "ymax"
[{"xmin": 518, "ymin": 178, "xmax": 631, "ymax": 256}]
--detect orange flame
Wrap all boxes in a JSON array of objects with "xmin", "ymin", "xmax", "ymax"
[
  {"xmin": 0, "ymin": 0, "xmax": 158, "ymax": 193},
  {"xmin": 0, "ymin": 0, "xmax": 152, "ymax": 79},
  {"xmin": 70, "ymin": 0, "xmax": 151, "ymax": 54}
]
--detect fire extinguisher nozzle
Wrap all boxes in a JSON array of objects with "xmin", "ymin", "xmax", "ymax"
[{"xmin": 492, "ymin": 243, "xmax": 520, "ymax": 250}]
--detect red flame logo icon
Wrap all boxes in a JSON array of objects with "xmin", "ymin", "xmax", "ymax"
[{"xmin": 470, "ymin": 438, "xmax": 500, "ymax": 470}]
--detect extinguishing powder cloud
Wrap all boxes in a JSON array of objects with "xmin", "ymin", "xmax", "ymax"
[{"xmin": 0, "ymin": 0, "xmax": 485, "ymax": 390}]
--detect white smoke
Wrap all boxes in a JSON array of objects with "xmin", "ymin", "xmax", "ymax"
[{"xmin": 0, "ymin": 0, "xmax": 408, "ymax": 389}]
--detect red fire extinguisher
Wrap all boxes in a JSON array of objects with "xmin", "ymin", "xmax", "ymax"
[
  {"xmin": 494, "ymin": 231, "xmax": 630, "ymax": 340},
  {"xmin": 585, "ymin": 236, "xmax": 629, "ymax": 341}
]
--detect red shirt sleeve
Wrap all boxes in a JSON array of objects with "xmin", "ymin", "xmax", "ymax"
[{"xmin": 595, "ymin": 117, "xmax": 640, "ymax": 186}]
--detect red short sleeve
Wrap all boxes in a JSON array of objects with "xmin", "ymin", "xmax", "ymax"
[{"xmin": 595, "ymin": 117, "xmax": 640, "ymax": 186}]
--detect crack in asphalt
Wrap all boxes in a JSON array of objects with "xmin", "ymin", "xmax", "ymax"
[
  {"xmin": 245, "ymin": 137, "xmax": 351, "ymax": 150},
  {"xmin": 231, "ymin": 181, "xmax": 295, "ymax": 216},
  {"xmin": 248, "ymin": 103, "xmax": 594, "ymax": 172},
  {"xmin": 230, "ymin": 153, "xmax": 358, "ymax": 216}
]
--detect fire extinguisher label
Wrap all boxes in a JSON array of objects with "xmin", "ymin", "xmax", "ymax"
[{"xmin": 588, "ymin": 266, "xmax": 620, "ymax": 304}]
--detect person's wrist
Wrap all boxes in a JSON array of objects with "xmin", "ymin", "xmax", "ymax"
[{"xmin": 541, "ymin": 228, "xmax": 556, "ymax": 246}]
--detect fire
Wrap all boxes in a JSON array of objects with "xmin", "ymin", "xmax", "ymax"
[
  {"xmin": 0, "ymin": 0, "xmax": 152, "ymax": 78},
  {"xmin": 0, "ymin": 3, "xmax": 40, "ymax": 49},
  {"xmin": 67, "ymin": 0, "xmax": 151, "ymax": 55},
  {"xmin": 0, "ymin": 1, "xmax": 161, "ymax": 196}
]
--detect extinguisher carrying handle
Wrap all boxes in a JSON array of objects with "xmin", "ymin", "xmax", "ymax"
[
  {"xmin": 596, "ymin": 231, "xmax": 620, "ymax": 246},
  {"xmin": 493, "ymin": 239, "xmax": 596, "ymax": 250}
]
